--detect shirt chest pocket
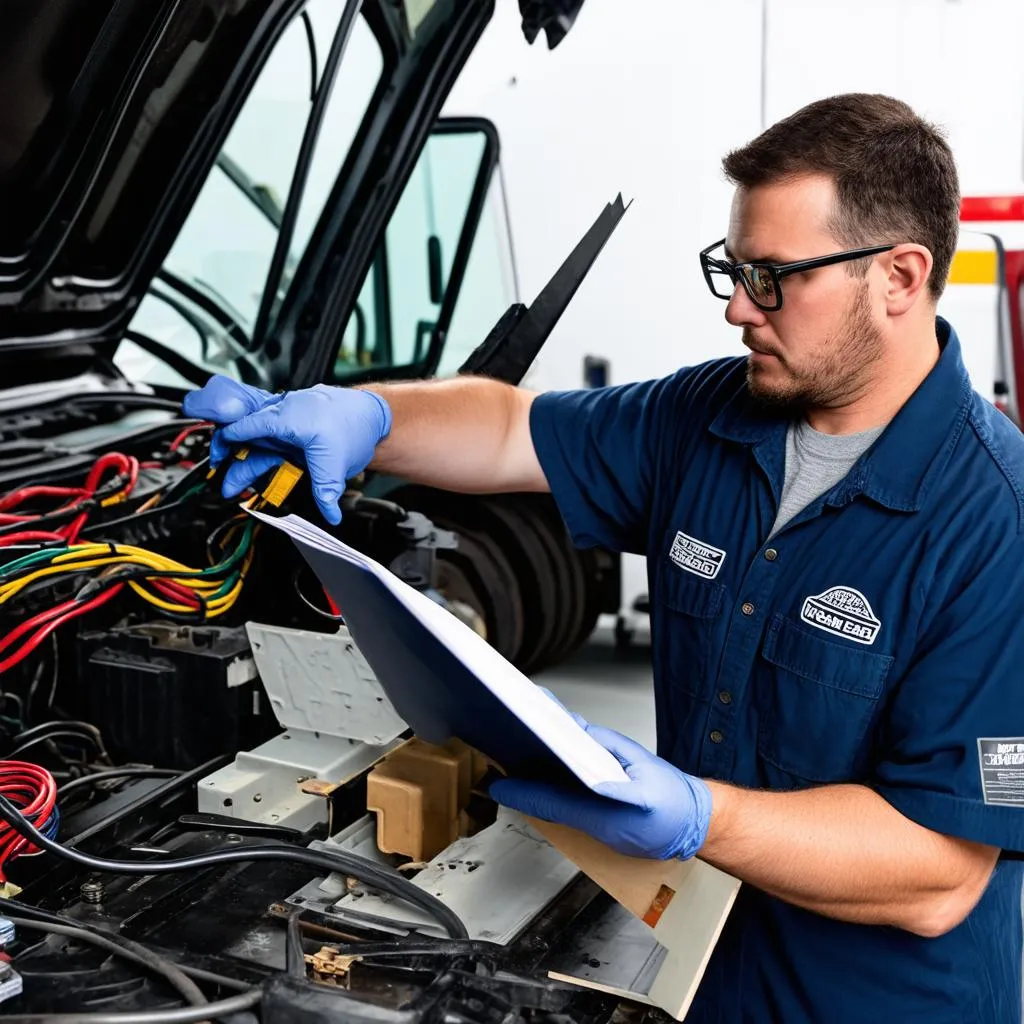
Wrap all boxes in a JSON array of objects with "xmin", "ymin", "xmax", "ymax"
[
  {"xmin": 654, "ymin": 566, "xmax": 727, "ymax": 701},
  {"xmin": 756, "ymin": 614, "xmax": 893, "ymax": 785}
]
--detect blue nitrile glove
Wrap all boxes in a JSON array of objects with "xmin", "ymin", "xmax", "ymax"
[
  {"xmin": 490, "ymin": 694, "xmax": 713, "ymax": 861},
  {"xmin": 182, "ymin": 376, "xmax": 392, "ymax": 525}
]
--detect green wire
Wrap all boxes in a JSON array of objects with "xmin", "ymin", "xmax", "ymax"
[{"xmin": 0, "ymin": 522, "xmax": 254, "ymax": 590}]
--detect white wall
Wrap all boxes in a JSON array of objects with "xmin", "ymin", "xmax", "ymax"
[{"xmin": 444, "ymin": 1, "xmax": 766, "ymax": 394}]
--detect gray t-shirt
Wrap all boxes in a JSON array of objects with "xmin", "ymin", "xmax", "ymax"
[{"xmin": 769, "ymin": 419, "xmax": 886, "ymax": 537}]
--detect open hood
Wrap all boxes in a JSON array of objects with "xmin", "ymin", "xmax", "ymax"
[{"xmin": 0, "ymin": 0, "xmax": 585, "ymax": 373}]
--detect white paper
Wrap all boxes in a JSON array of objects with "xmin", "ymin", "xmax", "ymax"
[{"xmin": 247, "ymin": 508, "xmax": 629, "ymax": 791}]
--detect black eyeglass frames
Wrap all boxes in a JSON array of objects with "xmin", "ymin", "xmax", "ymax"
[{"xmin": 699, "ymin": 239, "xmax": 898, "ymax": 312}]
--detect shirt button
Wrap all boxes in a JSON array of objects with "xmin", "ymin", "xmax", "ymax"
[
  {"xmin": 764, "ymin": 548, "xmax": 778, "ymax": 562},
  {"xmin": 718, "ymin": 690, "xmax": 733, "ymax": 705},
  {"xmin": 710, "ymin": 730, "xmax": 724, "ymax": 744},
  {"xmin": 741, "ymin": 602, "xmax": 755, "ymax": 616}
]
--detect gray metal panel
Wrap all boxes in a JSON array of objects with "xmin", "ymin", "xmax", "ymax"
[
  {"xmin": 292, "ymin": 809, "xmax": 580, "ymax": 943},
  {"xmin": 246, "ymin": 622, "xmax": 407, "ymax": 743}
]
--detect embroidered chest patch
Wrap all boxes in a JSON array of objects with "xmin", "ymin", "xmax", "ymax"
[
  {"xmin": 800, "ymin": 586, "xmax": 881, "ymax": 646},
  {"xmin": 669, "ymin": 532, "xmax": 726, "ymax": 580}
]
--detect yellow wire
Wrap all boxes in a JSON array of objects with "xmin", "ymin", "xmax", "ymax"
[
  {"xmin": 127, "ymin": 580, "xmax": 241, "ymax": 616},
  {"xmin": 1, "ymin": 535, "xmax": 254, "ymax": 618},
  {"xmin": 0, "ymin": 549, "xmax": 247, "ymax": 604},
  {"xmin": 126, "ymin": 549, "xmax": 253, "ymax": 617}
]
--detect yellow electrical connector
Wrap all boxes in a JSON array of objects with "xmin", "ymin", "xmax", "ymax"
[
  {"xmin": 257, "ymin": 461, "xmax": 304, "ymax": 508},
  {"xmin": 212, "ymin": 446, "xmax": 305, "ymax": 511}
]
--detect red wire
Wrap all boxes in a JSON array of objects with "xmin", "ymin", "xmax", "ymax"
[
  {"xmin": 0, "ymin": 452, "xmax": 142, "ymax": 548},
  {"xmin": 0, "ymin": 487, "xmax": 88, "ymax": 513},
  {"xmin": 0, "ymin": 761, "xmax": 57, "ymax": 875},
  {"xmin": 147, "ymin": 578, "xmax": 201, "ymax": 608},
  {"xmin": 0, "ymin": 595, "xmax": 84, "ymax": 657},
  {"xmin": 0, "ymin": 531, "xmax": 65, "ymax": 546},
  {"xmin": 169, "ymin": 423, "xmax": 211, "ymax": 453},
  {"xmin": 0, "ymin": 585, "xmax": 123, "ymax": 676}
]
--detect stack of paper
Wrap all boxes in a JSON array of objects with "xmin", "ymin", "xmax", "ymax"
[{"xmin": 247, "ymin": 509, "xmax": 629, "ymax": 793}]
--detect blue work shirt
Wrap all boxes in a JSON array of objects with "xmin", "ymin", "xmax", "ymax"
[{"xmin": 530, "ymin": 318, "xmax": 1024, "ymax": 1023}]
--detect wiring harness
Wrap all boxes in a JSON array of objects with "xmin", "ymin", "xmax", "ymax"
[{"xmin": 0, "ymin": 426, "xmax": 259, "ymax": 676}]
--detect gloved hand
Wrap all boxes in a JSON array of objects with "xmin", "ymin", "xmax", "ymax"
[
  {"xmin": 182, "ymin": 375, "xmax": 392, "ymax": 525},
  {"xmin": 490, "ymin": 694, "xmax": 713, "ymax": 861}
]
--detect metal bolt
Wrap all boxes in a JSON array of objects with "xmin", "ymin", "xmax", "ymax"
[
  {"xmin": 80, "ymin": 880, "xmax": 105, "ymax": 904},
  {"xmin": 227, "ymin": 834, "xmax": 243, "ymax": 843},
  {"xmin": 253, "ymin": 794, "xmax": 262, "ymax": 803}
]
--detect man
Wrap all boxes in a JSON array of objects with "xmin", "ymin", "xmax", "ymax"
[{"xmin": 185, "ymin": 95, "xmax": 1024, "ymax": 1022}]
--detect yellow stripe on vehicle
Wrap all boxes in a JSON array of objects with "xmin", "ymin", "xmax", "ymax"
[{"xmin": 948, "ymin": 250, "xmax": 998, "ymax": 285}]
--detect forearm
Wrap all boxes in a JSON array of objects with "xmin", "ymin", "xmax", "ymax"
[
  {"xmin": 361, "ymin": 377, "xmax": 548, "ymax": 493},
  {"xmin": 701, "ymin": 781, "xmax": 997, "ymax": 936}
]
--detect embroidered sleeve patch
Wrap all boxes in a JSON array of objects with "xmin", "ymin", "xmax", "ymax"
[{"xmin": 978, "ymin": 739, "xmax": 1024, "ymax": 806}]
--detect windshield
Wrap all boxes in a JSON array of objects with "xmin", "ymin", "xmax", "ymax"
[
  {"xmin": 117, "ymin": 0, "xmax": 515, "ymax": 392},
  {"xmin": 117, "ymin": 0, "xmax": 385, "ymax": 387}
]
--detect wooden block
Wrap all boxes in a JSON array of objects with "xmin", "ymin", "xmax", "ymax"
[{"xmin": 527, "ymin": 817, "xmax": 740, "ymax": 1021}]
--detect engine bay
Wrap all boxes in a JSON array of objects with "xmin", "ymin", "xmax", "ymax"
[{"xmin": 0, "ymin": 384, "xmax": 657, "ymax": 1024}]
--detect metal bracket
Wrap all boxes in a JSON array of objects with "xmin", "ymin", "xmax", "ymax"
[{"xmin": 197, "ymin": 623, "xmax": 408, "ymax": 830}]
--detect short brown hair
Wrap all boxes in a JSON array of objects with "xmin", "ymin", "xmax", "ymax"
[{"xmin": 722, "ymin": 94, "xmax": 960, "ymax": 301}]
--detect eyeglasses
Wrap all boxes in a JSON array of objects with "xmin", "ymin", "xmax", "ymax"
[{"xmin": 699, "ymin": 238, "xmax": 897, "ymax": 312}]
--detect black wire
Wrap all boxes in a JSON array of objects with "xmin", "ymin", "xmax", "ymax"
[
  {"xmin": 0, "ymin": 900, "xmax": 253, "ymax": 993},
  {"xmin": 57, "ymin": 768, "xmax": 181, "ymax": 799},
  {"xmin": 25, "ymin": 634, "xmax": 58, "ymax": 723},
  {"xmin": 292, "ymin": 567, "xmax": 344, "ymax": 621},
  {"xmin": 0, "ymin": 793, "xmax": 467, "ymax": 939},
  {"xmin": 0, "ymin": 988, "xmax": 261, "ymax": 1024},
  {"xmin": 7, "ymin": 731, "xmax": 105, "ymax": 761},
  {"xmin": 5, "ymin": 916, "xmax": 208, "ymax": 1007},
  {"xmin": 285, "ymin": 912, "xmax": 306, "ymax": 978},
  {"xmin": 7, "ymin": 721, "xmax": 109, "ymax": 762}
]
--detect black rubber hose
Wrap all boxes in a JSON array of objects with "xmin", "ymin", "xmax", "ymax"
[{"xmin": 0, "ymin": 793, "xmax": 466, "ymax": 939}]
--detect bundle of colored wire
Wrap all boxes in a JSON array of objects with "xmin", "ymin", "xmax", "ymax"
[
  {"xmin": 0, "ymin": 761, "xmax": 58, "ymax": 881},
  {"xmin": 0, "ymin": 521, "xmax": 256, "ymax": 674},
  {"xmin": 0, "ymin": 452, "xmax": 140, "ymax": 547}
]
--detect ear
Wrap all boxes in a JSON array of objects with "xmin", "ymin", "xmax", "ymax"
[{"xmin": 883, "ymin": 244, "xmax": 933, "ymax": 315}]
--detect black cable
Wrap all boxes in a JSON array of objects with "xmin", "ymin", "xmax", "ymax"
[
  {"xmin": 57, "ymin": 768, "xmax": 181, "ymax": 799},
  {"xmin": 292, "ymin": 567, "xmax": 344, "ymax": 621},
  {"xmin": 7, "ymin": 731, "xmax": 106, "ymax": 761},
  {"xmin": 0, "ymin": 989, "xmax": 261, "ymax": 1024},
  {"xmin": 0, "ymin": 793, "xmax": 467, "ymax": 939},
  {"xmin": 285, "ymin": 912, "xmax": 305, "ymax": 979},
  {"xmin": 5, "ymin": 916, "xmax": 208, "ymax": 1008},
  {"xmin": 11, "ymin": 721, "xmax": 108, "ymax": 754},
  {"xmin": 0, "ymin": 899, "xmax": 253, "ymax": 994}
]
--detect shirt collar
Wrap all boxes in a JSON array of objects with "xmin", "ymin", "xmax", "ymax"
[{"xmin": 709, "ymin": 317, "xmax": 972, "ymax": 512}]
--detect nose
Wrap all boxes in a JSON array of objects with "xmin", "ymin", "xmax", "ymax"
[{"xmin": 724, "ymin": 283, "xmax": 769, "ymax": 329}]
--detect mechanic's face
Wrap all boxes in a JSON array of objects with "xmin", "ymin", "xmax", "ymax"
[{"xmin": 724, "ymin": 174, "xmax": 885, "ymax": 414}]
